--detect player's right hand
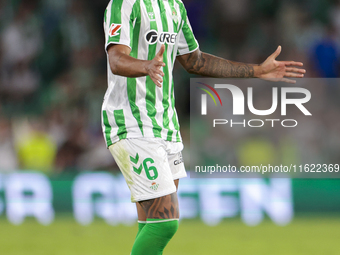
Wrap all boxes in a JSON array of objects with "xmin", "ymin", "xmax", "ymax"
[{"xmin": 145, "ymin": 44, "xmax": 166, "ymax": 87}]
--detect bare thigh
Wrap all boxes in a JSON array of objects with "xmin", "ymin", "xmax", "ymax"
[{"xmin": 137, "ymin": 179, "xmax": 179, "ymax": 221}]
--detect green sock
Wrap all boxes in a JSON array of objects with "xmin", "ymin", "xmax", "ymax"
[
  {"xmin": 136, "ymin": 221, "xmax": 146, "ymax": 238},
  {"xmin": 131, "ymin": 219, "xmax": 179, "ymax": 255}
]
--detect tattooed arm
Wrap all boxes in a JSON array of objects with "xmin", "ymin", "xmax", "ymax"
[
  {"xmin": 177, "ymin": 49, "xmax": 257, "ymax": 78},
  {"xmin": 177, "ymin": 46, "xmax": 306, "ymax": 83}
]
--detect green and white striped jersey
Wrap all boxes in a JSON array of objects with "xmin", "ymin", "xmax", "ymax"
[{"xmin": 101, "ymin": 0, "xmax": 199, "ymax": 147}]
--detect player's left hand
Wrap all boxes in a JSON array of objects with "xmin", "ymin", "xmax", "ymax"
[{"xmin": 257, "ymin": 46, "xmax": 306, "ymax": 84}]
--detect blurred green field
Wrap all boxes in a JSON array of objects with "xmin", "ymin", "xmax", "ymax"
[{"xmin": 0, "ymin": 217, "xmax": 339, "ymax": 255}]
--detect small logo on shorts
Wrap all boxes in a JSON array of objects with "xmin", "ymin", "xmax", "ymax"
[
  {"xmin": 174, "ymin": 152, "xmax": 183, "ymax": 165},
  {"xmin": 150, "ymin": 182, "xmax": 159, "ymax": 191}
]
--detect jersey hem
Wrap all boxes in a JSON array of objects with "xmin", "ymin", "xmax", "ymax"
[{"xmin": 105, "ymin": 132, "xmax": 183, "ymax": 148}]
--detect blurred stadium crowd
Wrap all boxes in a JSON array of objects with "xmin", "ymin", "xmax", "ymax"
[{"xmin": 0, "ymin": 0, "xmax": 339, "ymax": 174}]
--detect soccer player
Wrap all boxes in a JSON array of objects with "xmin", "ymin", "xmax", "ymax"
[{"xmin": 102, "ymin": 0, "xmax": 305, "ymax": 254}]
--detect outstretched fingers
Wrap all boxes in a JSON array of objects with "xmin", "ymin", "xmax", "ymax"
[
  {"xmin": 284, "ymin": 65, "xmax": 306, "ymax": 78},
  {"xmin": 147, "ymin": 53, "xmax": 165, "ymax": 87},
  {"xmin": 155, "ymin": 62, "xmax": 165, "ymax": 87},
  {"xmin": 265, "ymin": 77, "xmax": 297, "ymax": 84},
  {"xmin": 280, "ymin": 62, "xmax": 306, "ymax": 80},
  {"xmin": 151, "ymin": 68, "xmax": 165, "ymax": 87},
  {"xmin": 286, "ymin": 67, "xmax": 306, "ymax": 74},
  {"xmin": 283, "ymin": 61, "xmax": 304, "ymax": 66},
  {"xmin": 281, "ymin": 78, "xmax": 297, "ymax": 84},
  {"xmin": 284, "ymin": 72, "xmax": 305, "ymax": 78}
]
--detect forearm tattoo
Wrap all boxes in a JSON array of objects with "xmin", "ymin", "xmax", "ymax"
[
  {"xmin": 184, "ymin": 51, "xmax": 255, "ymax": 78},
  {"xmin": 139, "ymin": 193, "xmax": 179, "ymax": 219}
]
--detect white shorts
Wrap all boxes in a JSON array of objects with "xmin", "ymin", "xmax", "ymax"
[{"xmin": 109, "ymin": 138, "xmax": 187, "ymax": 202}]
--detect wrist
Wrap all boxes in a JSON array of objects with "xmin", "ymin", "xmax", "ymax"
[
  {"xmin": 142, "ymin": 60, "xmax": 151, "ymax": 76},
  {"xmin": 253, "ymin": 64, "xmax": 262, "ymax": 78}
]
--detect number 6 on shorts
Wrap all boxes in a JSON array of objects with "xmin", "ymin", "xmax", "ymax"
[{"xmin": 133, "ymin": 157, "xmax": 159, "ymax": 181}]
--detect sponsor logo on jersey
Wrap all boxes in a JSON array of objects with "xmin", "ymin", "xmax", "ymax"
[
  {"xmin": 150, "ymin": 182, "xmax": 159, "ymax": 191},
  {"xmin": 145, "ymin": 30, "xmax": 177, "ymax": 45},
  {"xmin": 109, "ymin": 23, "xmax": 122, "ymax": 37},
  {"xmin": 174, "ymin": 152, "xmax": 183, "ymax": 166}
]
